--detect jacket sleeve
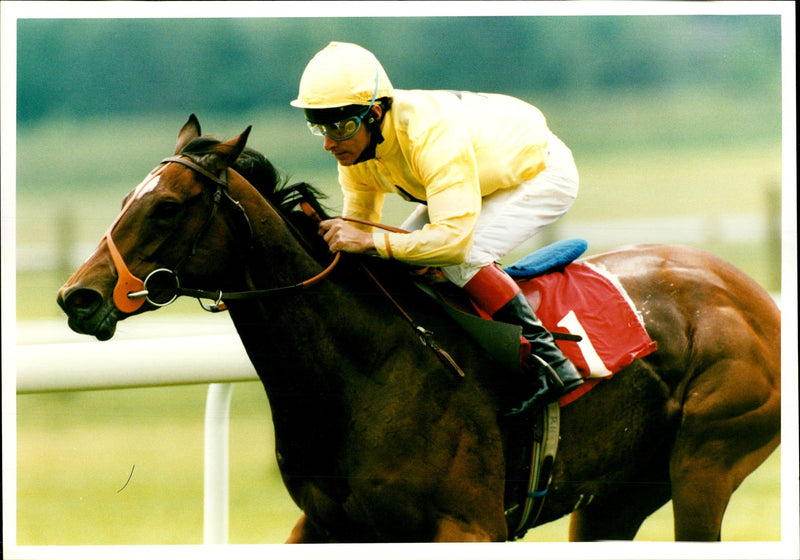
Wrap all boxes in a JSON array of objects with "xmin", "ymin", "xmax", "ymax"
[{"xmin": 372, "ymin": 121, "xmax": 482, "ymax": 266}]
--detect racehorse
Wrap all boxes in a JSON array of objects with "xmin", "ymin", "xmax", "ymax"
[{"xmin": 57, "ymin": 115, "xmax": 781, "ymax": 542}]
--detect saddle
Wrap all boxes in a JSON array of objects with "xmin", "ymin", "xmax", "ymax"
[{"xmin": 417, "ymin": 239, "xmax": 656, "ymax": 399}]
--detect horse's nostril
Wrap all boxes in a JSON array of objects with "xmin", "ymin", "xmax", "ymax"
[{"xmin": 61, "ymin": 288, "xmax": 104, "ymax": 316}]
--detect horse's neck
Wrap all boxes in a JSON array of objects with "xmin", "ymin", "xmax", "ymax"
[
  {"xmin": 229, "ymin": 260, "xmax": 387, "ymax": 379},
  {"xmin": 226, "ymin": 248, "xmax": 399, "ymax": 465},
  {"xmin": 223, "ymin": 180, "xmax": 390, "ymax": 402}
]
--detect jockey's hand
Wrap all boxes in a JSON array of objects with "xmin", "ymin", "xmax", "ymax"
[{"xmin": 319, "ymin": 219, "xmax": 378, "ymax": 255}]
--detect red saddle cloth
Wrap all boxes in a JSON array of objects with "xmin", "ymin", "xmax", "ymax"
[{"xmin": 519, "ymin": 262, "xmax": 657, "ymax": 406}]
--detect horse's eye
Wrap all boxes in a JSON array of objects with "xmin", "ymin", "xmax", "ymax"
[{"xmin": 151, "ymin": 200, "xmax": 183, "ymax": 225}]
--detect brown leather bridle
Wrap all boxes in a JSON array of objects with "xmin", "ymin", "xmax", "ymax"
[{"xmin": 107, "ymin": 155, "xmax": 341, "ymax": 313}]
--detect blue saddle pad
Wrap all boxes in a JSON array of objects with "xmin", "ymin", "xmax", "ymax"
[{"xmin": 503, "ymin": 239, "xmax": 588, "ymax": 278}]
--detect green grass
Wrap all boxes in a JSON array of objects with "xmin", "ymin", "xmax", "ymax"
[
  {"xmin": 16, "ymin": 383, "xmax": 781, "ymax": 544},
  {"xmin": 16, "ymin": 383, "xmax": 297, "ymax": 545}
]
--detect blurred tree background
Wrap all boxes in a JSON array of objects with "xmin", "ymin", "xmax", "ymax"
[{"xmin": 17, "ymin": 16, "xmax": 781, "ymax": 123}]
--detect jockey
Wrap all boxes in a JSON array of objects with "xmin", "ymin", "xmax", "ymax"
[{"xmin": 291, "ymin": 41, "xmax": 583, "ymax": 415}]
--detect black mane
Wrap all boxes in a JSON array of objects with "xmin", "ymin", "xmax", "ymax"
[{"xmin": 181, "ymin": 136, "xmax": 331, "ymax": 254}]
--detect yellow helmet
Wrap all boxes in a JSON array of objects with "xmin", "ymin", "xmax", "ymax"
[{"xmin": 290, "ymin": 42, "xmax": 394, "ymax": 110}]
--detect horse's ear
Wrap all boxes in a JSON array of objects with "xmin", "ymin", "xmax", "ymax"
[
  {"xmin": 175, "ymin": 114, "xmax": 202, "ymax": 155},
  {"xmin": 211, "ymin": 125, "xmax": 252, "ymax": 170}
]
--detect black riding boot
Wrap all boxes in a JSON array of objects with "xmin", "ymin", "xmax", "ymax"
[{"xmin": 493, "ymin": 291, "xmax": 584, "ymax": 415}]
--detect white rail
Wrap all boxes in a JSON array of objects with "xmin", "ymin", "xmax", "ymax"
[
  {"xmin": 16, "ymin": 335, "xmax": 257, "ymax": 393},
  {"xmin": 16, "ymin": 332, "xmax": 258, "ymax": 545}
]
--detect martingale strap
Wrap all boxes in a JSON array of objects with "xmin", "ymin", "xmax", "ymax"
[{"xmin": 296, "ymin": 203, "xmax": 463, "ymax": 379}]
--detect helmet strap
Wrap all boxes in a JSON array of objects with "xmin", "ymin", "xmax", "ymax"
[{"xmin": 353, "ymin": 105, "xmax": 386, "ymax": 164}]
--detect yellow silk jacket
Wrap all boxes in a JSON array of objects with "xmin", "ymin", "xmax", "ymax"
[{"xmin": 339, "ymin": 89, "xmax": 551, "ymax": 266}]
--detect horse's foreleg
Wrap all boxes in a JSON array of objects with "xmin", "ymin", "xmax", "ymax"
[{"xmin": 286, "ymin": 513, "xmax": 330, "ymax": 543}]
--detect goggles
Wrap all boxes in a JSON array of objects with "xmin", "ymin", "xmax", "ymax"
[
  {"xmin": 307, "ymin": 113, "xmax": 368, "ymax": 141},
  {"xmin": 306, "ymin": 69, "xmax": 380, "ymax": 141}
]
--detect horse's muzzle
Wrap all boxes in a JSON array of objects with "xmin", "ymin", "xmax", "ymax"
[{"xmin": 57, "ymin": 286, "xmax": 119, "ymax": 340}]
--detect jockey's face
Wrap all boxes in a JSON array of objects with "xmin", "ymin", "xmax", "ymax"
[
  {"xmin": 323, "ymin": 120, "xmax": 372, "ymax": 166},
  {"xmin": 321, "ymin": 106, "xmax": 381, "ymax": 166}
]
